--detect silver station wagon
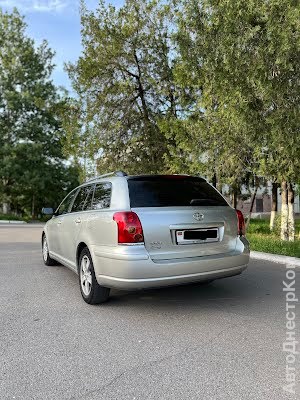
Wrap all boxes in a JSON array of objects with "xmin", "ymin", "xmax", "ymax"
[{"xmin": 42, "ymin": 172, "xmax": 249, "ymax": 304}]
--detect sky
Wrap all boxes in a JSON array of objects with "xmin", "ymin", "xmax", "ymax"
[{"xmin": 0, "ymin": 0, "xmax": 124, "ymax": 92}]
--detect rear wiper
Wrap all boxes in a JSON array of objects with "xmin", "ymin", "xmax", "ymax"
[{"xmin": 190, "ymin": 198, "xmax": 220, "ymax": 205}]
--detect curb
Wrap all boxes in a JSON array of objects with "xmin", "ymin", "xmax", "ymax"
[
  {"xmin": 251, "ymin": 251, "xmax": 300, "ymax": 268},
  {"xmin": 0, "ymin": 220, "xmax": 27, "ymax": 224}
]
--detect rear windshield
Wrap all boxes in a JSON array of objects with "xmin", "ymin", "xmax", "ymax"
[{"xmin": 128, "ymin": 176, "xmax": 228, "ymax": 207}]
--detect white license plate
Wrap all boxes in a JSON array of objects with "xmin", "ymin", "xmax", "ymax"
[{"xmin": 176, "ymin": 228, "xmax": 219, "ymax": 245}]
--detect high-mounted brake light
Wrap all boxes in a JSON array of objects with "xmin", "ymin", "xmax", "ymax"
[
  {"xmin": 236, "ymin": 209, "xmax": 246, "ymax": 236},
  {"xmin": 113, "ymin": 212, "xmax": 144, "ymax": 244}
]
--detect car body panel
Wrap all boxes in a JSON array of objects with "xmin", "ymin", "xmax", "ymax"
[
  {"xmin": 43, "ymin": 175, "xmax": 250, "ymax": 291},
  {"xmin": 96, "ymin": 265, "xmax": 248, "ymax": 290},
  {"xmin": 57, "ymin": 212, "xmax": 83, "ymax": 267},
  {"xmin": 132, "ymin": 206, "xmax": 238, "ymax": 260},
  {"xmin": 46, "ymin": 215, "xmax": 63, "ymax": 255},
  {"xmin": 88, "ymin": 236, "xmax": 249, "ymax": 286}
]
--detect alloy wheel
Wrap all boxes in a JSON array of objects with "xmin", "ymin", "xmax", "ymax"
[
  {"xmin": 80, "ymin": 255, "xmax": 92, "ymax": 296},
  {"xmin": 43, "ymin": 237, "xmax": 48, "ymax": 262}
]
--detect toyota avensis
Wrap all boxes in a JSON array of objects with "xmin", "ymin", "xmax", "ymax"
[{"xmin": 42, "ymin": 171, "xmax": 249, "ymax": 304}]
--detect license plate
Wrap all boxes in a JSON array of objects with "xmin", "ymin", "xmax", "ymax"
[{"xmin": 176, "ymin": 228, "xmax": 219, "ymax": 245}]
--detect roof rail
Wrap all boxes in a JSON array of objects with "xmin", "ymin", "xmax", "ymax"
[{"xmin": 85, "ymin": 170, "xmax": 127, "ymax": 183}]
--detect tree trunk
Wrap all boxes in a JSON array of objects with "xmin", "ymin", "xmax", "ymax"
[
  {"xmin": 270, "ymin": 182, "xmax": 278, "ymax": 231},
  {"xmin": 287, "ymin": 183, "xmax": 295, "ymax": 242},
  {"xmin": 2, "ymin": 202, "xmax": 10, "ymax": 215},
  {"xmin": 245, "ymin": 186, "xmax": 258, "ymax": 231},
  {"xmin": 280, "ymin": 181, "xmax": 289, "ymax": 241},
  {"xmin": 232, "ymin": 188, "xmax": 238, "ymax": 209}
]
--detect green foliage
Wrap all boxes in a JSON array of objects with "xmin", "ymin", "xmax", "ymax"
[
  {"xmin": 248, "ymin": 218, "xmax": 300, "ymax": 235},
  {"xmin": 65, "ymin": 0, "xmax": 300, "ymax": 201},
  {"xmin": 174, "ymin": 0, "xmax": 300, "ymax": 185},
  {"xmin": 272, "ymin": 214, "xmax": 283, "ymax": 237},
  {"xmin": 247, "ymin": 233, "xmax": 300, "ymax": 258},
  {"xmin": 247, "ymin": 219, "xmax": 272, "ymax": 235},
  {"xmin": 247, "ymin": 218, "xmax": 300, "ymax": 257},
  {"xmin": 0, "ymin": 213, "xmax": 24, "ymax": 221},
  {"xmin": 2, "ymin": 1, "xmax": 296, "ymax": 232},
  {"xmin": 0, "ymin": 8, "xmax": 80, "ymax": 216},
  {"xmin": 65, "ymin": 0, "xmax": 180, "ymax": 174}
]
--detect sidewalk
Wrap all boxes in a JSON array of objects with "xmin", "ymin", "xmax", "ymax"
[
  {"xmin": 251, "ymin": 250, "xmax": 300, "ymax": 268},
  {"xmin": 0, "ymin": 220, "xmax": 26, "ymax": 224}
]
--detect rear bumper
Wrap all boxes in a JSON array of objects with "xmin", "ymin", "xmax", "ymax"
[
  {"xmin": 91, "ymin": 237, "xmax": 250, "ymax": 290},
  {"xmin": 96, "ymin": 264, "xmax": 248, "ymax": 289}
]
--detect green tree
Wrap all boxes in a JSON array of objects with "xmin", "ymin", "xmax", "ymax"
[
  {"xmin": 0, "ymin": 8, "xmax": 79, "ymax": 217},
  {"xmin": 66, "ymin": 0, "xmax": 179, "ymax": 174},
  {"xmin": 174, "ymin": 0, "xmax": 300, "ymax": 239}
]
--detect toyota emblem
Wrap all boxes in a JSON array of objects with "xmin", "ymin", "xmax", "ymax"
[{"xmin": 193, "ymin": 212, "xmax": 204, "ymax": 221}]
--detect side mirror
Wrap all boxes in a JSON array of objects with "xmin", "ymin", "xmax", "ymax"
[{"xmin": 42, "ymin": 207, "xmax": 54, "ymax": 215}]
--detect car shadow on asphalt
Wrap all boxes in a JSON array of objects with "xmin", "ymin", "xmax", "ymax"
[{"xmin": 104, "ymin": 267, "xmax": 281, "ymax": 311}]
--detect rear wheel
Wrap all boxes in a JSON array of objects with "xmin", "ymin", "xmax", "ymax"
[
  {"xmin": 42, "ymin": 235, "xmax": 57, "ymax": 266},
  {"xmin": 79, "ymin": 247, "xmax": 110, "ymax": 304}
]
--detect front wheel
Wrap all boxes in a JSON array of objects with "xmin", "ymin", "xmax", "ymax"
[
  {"xmin": 79, "ymin": 248, "xmax": 110, "ymax": 304},
  {"xmin": 42, "ymin": 235, "xmax": 57, "ymax": 266}
]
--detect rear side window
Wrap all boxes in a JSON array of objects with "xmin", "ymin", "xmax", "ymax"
[
  {"xmin": 128, "ymin": 176, "xmax": 228, "ymax": 207},
  {"xmin": 91, "ymin": 183, "xmax": 111, "ymax": 209},
  {"xmin": 72, "ymin": 185, "xmax": 94, "ymax": 212},
  {"xmin": 82, "ymin": 185, "xmax": 95, "ymax": 211}
]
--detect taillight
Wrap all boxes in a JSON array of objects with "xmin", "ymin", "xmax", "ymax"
[
  {"xmin": 236, "ymin": 209, "xmax": 245, "ymax": 236},
  {"xmin": 113, "ymin": 212, "xmax": 144, "ymax": 244}
]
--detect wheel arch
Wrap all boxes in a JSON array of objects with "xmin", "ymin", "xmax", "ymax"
[{"xmin": 76, "ymin": 242, "xmax": 88, "ymax": 272}]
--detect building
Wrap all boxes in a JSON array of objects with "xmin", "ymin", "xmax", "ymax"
[{"xmin": 236, "ymin": 182, "xmax": 300, "ymax": 216}]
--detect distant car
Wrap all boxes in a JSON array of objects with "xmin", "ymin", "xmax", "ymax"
[{"xmin": 42, "ymin": 172, "xmax": 249, "ymax": 304}]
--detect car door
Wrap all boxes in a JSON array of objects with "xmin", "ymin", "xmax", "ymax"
[
  {"xmin": 59, "ymin": 184, "xmax": 95, "ymax": 269},
  {"xmin": 47, "ymin": 188, "xmax": 78, "ymax": 258}
]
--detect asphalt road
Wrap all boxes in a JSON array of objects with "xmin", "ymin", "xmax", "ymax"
[{"xmin": 0, "ymin": 224, "xmax": 299, "ymax": 400}]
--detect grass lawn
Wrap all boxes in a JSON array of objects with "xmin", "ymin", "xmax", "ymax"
[
  {"xmin": 0, "ymin": 213, "xmax": 25, "ymax": 221},
  {"xmin": 0, "ymin": 213, "xmax": 50, "ymax": 223},
  {"xmin": 247, "ymin": 219, "xmax": 300, "ymax": 258}
]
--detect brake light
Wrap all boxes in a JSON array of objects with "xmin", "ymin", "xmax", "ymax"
[
  {"xmin": 113, "ymin": 212, "xmax": 144, "ymax": 244},
  {"xmin": 236, "ymin": 210, "xmax": 245, "ymax": 236}
]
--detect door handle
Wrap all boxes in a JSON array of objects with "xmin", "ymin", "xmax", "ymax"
[
  {"xmin": 75, "ymin": 218, "xmax": 81, "ymax": 224},
  {"xmin": 57, "ymin": 220, "xmax": 62, "ymax": 225}
]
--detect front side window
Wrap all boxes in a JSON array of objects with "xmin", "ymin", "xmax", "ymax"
[
  {"xmin": 72, "ymin": 185, "xmax": 94, "ymax": 213},
  {"xmin": 56, "ymin": 189, "xmax": 78, "ymax": 215},
  {"xmin": 91, "ymin": 183, "xmax": 111, "ymax": 210}
]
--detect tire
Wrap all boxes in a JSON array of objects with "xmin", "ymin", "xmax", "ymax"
[
  {"xmin": 42, "ymin": 234, "xmax": 57, "ymax": 266},
  {"xmin": 79, "ymin": 247, "xmax": 110, "ymax": 304}
]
